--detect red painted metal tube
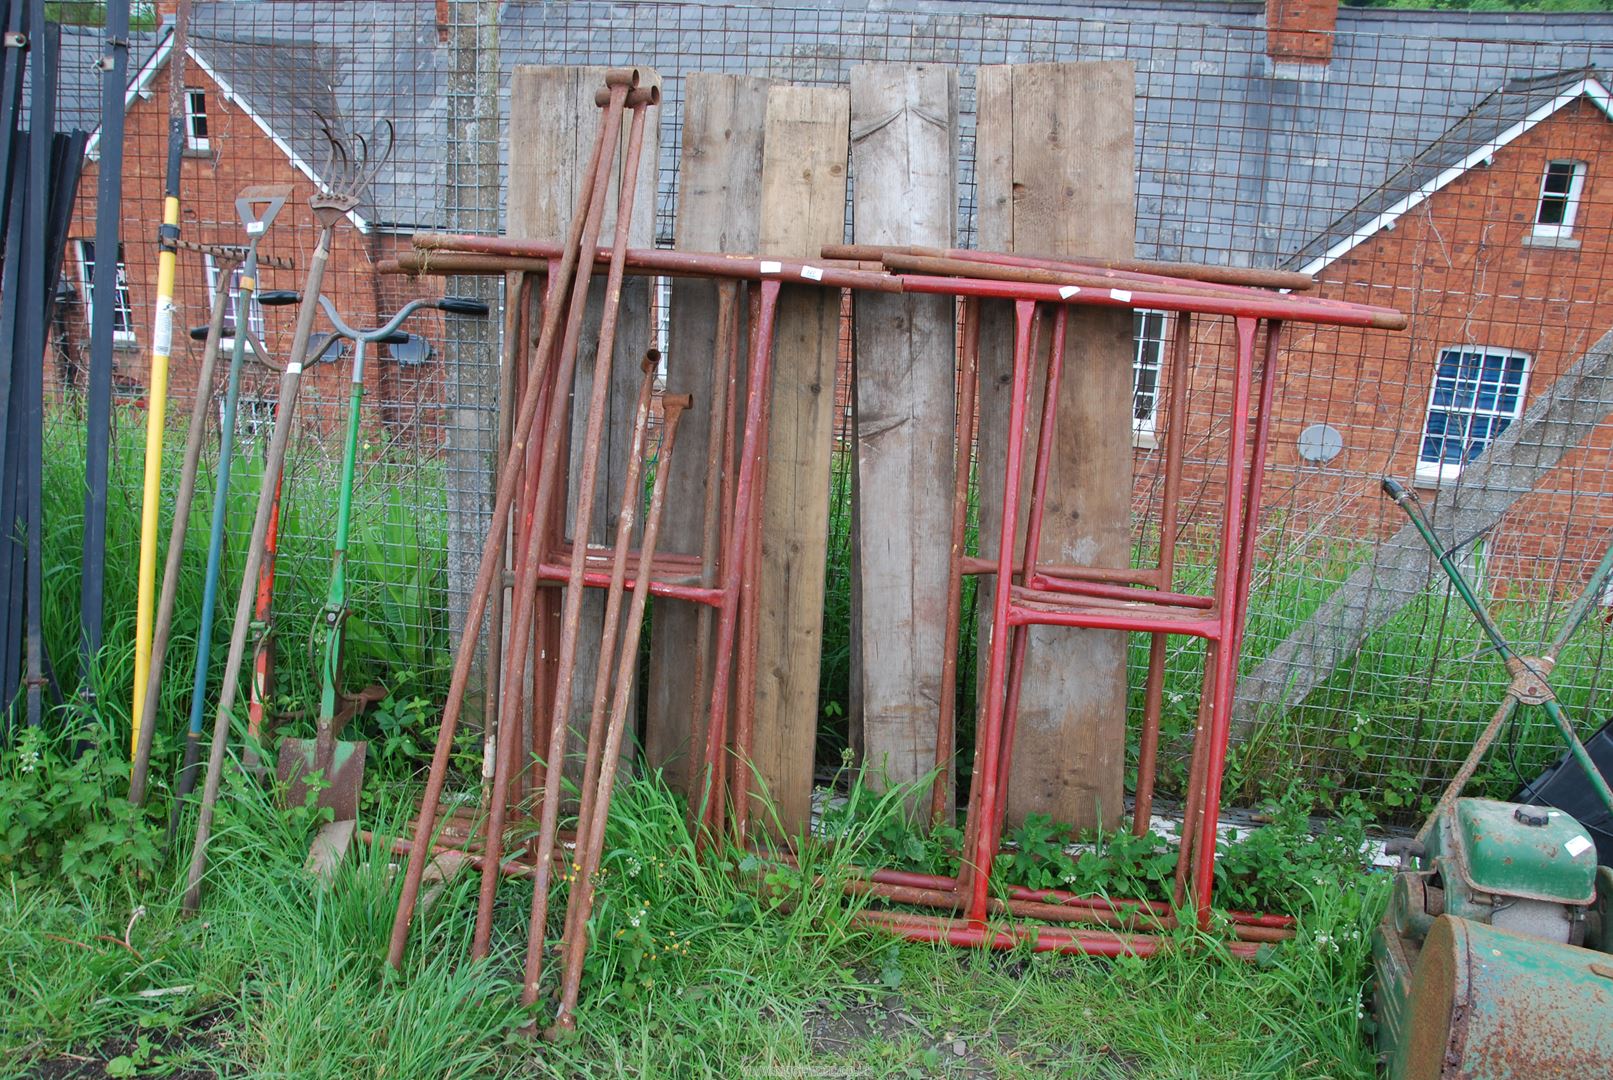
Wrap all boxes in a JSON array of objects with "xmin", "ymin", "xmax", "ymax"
[
  {"xmin": 791, "ymin": 855, "xmax": 1292, "ymax": 930},
  {"xmin": 988, "ymin": 307, "xmax": 1067, "ymax": 845},
  {"xmin": 519, "ymin": 96, "xmax": 653, "ymax": 1008},
  {"xmin": 853, "ymin": 909, "xmax": 1265, "ymax": 960},
  {"xmin": 1190, "ymin": 317, "xmax": 1260, "ymax": 918},
  {"xmin": 699, "ymin": 279, "xmax": 779, "ymax": 845},
  {"xmin": 1133, "ymin": 311, "xmax": 1195, "ymax": 835},
  {"xmin": 1005, "ymin": 598, "xmax": 1222, "ymax": 638},
  {"xmin": 898, "ymin": 273, "xmax": 1399, "ymax": 331},
  {"xmin": 531, "ymin": 561, "xmax": 722, "ymax": 604},
  {"xmin": 932, "ymin": 297, "xmax": 980, "ymax": 824},
  {"xmin": 839, "ymin": 877, "xmax": 1293, "ymax": 942},
  {"xmin": 385, "ymin": 76, "xmax": 630, "ymax": 971},
  {"xmin": 961, "ymin": 555, "xmax": 1155, "ymax": 585},
  {"xmin": 963, "ymin": 300, "xmax": 1039, "ymax": 927},
  {"xmin": 1023, "ymin": 573, "xmax": 1214, "ymax": 609}
]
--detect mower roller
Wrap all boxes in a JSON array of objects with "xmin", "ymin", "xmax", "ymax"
[
  {"xmin": 274, "ymin": 291, "xmax": 488, "ymax": 825},
  {"xmin": 1373, "ymin": 477, "xmax": 1613, "ymax": 1079}
]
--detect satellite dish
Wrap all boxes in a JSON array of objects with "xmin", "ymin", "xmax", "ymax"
[{"xmin": 1297, "ymin": 423, "xmax": 1343, "ymax": 463}]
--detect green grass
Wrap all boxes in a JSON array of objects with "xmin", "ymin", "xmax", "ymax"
[
  {"xmin": 1, "ymin": 713, "xmax": 1387, "ymax": 1078},
  {"xmin": 0, "ymin": 407, "xmax": 1410, "ymax": 1075}
]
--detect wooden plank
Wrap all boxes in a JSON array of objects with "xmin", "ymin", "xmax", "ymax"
[
  {"xmin": 975, "ymin": 61, "xmax": 1135, "ymax": 833},
  {"xmin": 848, "ymin": 64, "xmax": 958, "ymax": 814},
  {"xmin": 644, "ymin": 74, "xmax": 770, "ymax": 793},
  {"xmin": 750, "ymin": 85, "xmax": 850, "ymax": 836},
  {"xmin": 507, "ymin": 65, "xmax": 660, "ymax": 792}
]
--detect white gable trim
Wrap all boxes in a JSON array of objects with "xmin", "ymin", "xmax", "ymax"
[
  {"xmin": 83, "ymin": 28, "xmax": 174, "ymax": 160},
  {"xmin": 1297, "ymin": 77, "xmax": 1613, "ymax": 278},
  {"xmin": 83, "ymin": 31, "xmax": 372, "ymax": 234},
  {"xmin": 185, "ymin": 48, "xmax": 373, "ymax": 233}
]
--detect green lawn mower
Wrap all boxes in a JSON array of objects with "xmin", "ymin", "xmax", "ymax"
[{"xmin": 1373, "ymin": 478, "xmax": 1613, "ymax": 1078}]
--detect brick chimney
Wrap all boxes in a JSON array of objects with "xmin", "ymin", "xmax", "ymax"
[
  {"xmin": 1266, "ymin": 0, "xmax": 1338, "ymax": 68},
  {"xmin": 437, "ymin": 0, "xmax": 452, "ymax": 43}
]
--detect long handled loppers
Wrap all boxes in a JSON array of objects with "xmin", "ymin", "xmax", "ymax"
[{"xmin": 1382, "ymin": 477, "xmax": 1613, "ymax": 836}]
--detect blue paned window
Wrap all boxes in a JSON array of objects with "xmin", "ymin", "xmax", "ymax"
[{"xmin": 1416, "ymin": 347, "xmax": 1530, "ymax": 484}]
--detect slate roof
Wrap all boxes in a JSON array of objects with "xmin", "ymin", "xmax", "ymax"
[
  {"xmin": 96, "ymin": 2, "xmax": 1613, "ymax": 263},
  {"xmin": 28, "ymin": 24, "xmax": 161, "ymax": 135},
  {"xmin": 1283, "ymin": 68, "xmax": 1613, "ymax": 273}
]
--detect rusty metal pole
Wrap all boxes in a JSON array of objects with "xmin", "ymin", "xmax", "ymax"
[
  {"xmin": 551, "ymin": 394, "xmax": 692, "ymax": 1036},
  {"xmin": 515, "ymin": 91, "xmax": 655, "ymax": 1006},
  {"xmin": 386, "ymin": 70, "xmax": 639, "ymax": 970},
  {"xmin": 563, "ymin": 357, "xmax": 659, "ymax": 900},
  {"xmin": 468, "ymin": 85, "xmax": 649, "ymax": 960}
]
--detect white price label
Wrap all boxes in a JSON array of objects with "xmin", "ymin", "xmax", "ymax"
[
  {"xmin": 152, "ymin": 299, "xmax": 175, "ymax": 354},
  {"xmin": 1566, "ymin": 835, "xmax": 1593, "ymax": 857},
  {"xmin": 1110, "ymin": 289, "xmax": 1132, "ymax": 303},
  {"xmin": 800, "ymin": 265, "xmax": 824, "ymax": 281},
  {"xmin": 1058, "ymin": 285, "xmax": 1079, "ymax": 299},
  {"xmin": 245, "ymin": 220, "xmax": 266, "ymax": 235},
  {"xmin": 759, "ymin": 260, "xmax": 783, "ymax": 275}
]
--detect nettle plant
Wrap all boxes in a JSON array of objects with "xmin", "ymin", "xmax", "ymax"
[{"xmin": 0, "ymin": 726, "xmax": 162, "ymax": 886}]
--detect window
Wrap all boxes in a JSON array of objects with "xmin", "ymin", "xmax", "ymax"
[
  {"xmin": 205, "ymin": 254, "xmax": 264, "ymax": 345},
  {"xmin": 1132, "ymin": 309, "xmax": 1167, "ymax": 444},
  {"xmin": 1534, "ymin": 160, "xmax": 1585, "ymax": 240},
  {"xmin": 1416, "ymin": 346, "xmax": 1530, "ymax": 484},
  {"xmin": 184, "ymin": 87, "xmax": 209, "ymax": 152},
  {"xmin": 75, "ymin": 240, "xmax": 136, "ymax": 344}
]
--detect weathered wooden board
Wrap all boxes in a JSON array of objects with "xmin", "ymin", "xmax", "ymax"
[
  {"xmin": 849, "ymin": 64, "xmax": 958, "ymax": 814},
  {"xmin": 644, "ymin": 74, "xmax": 770, "ymax": 794},
  {"xmin": 507, "ymin": 65, "xmax": 660, "ymax": 790},
  {"xmin": 974, "ymin": 61, "xmax": 1136, "ymax": 832},
  {"xmin": 750, "ymin": 85, "xmax": 850, "ymax": 836}
]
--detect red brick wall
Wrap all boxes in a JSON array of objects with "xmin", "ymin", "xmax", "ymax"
[
  {"xmin": 1143, "ymin": 98, "xmax": 1613, "ymax": 593},
  {"xmin": 1266, "ymin": 0, "xmax": 1337, "ymax": 66},
  {"xmin": 60, "ymin": 55, "xmax": 444, "ymax": 442}
]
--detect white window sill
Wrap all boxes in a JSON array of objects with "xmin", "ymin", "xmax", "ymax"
[
  {"xmin": 1523, "ymin": 233, "xmax": 1581, "ymax": 251},
  {"xmin": 1414, "ymin": 463, "xmax": 1463, "ymax": 488},
  {"xmin": 1132, "ymin": 427, "xmax": 1159, "ymax": 451}
]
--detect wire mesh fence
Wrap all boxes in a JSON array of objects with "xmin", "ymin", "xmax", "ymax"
[{"xmin": 45, "ymin": 0, "xmax": 1613, "ymax": 814}]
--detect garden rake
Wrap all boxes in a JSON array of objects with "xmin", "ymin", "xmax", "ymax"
[
  {"xmin": 1381, "ymin": 477, "xmax": 1613, "ymax": 837},
  {"xmin": 183, "ymin": 118, "xmax": 391, "ymax": 914}
]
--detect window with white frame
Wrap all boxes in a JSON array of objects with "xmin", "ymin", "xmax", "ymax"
[
  {"xmin": 75, "ymin": 239, "xmax": 136, "ymax": 344},
  {"xmin": 1416, "ymin": 346, "xmax": 1530, "ymax": 484},
  {"xmin": 1534, "ymin": 160, "xmax": 1585, "ymax": 240},
  {"xmin": 184, "ymin": 87, "xmax": 210, "ymax": 152},
  {"xmin": 205, "ymin": 254, "xmax": 264, "ymax": 345},
  {"xmin": 1132, "ymin": 309, "xmax": 1167, "ymax": 443}
]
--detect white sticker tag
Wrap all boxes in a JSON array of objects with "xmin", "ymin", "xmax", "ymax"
[
  {"xmin": 286, "ymin": 362, "xmax": 303, "ymax": 375},
  {"xmin": 759, "ymin": 260, "xmax": 783, "ymax": 275},
  {"xmin": 1567, "ymin": 835, "xmax": 1593, "ymax": 857},
  {"xmin": 245, "ymin": 220, "xmax": 266, "ymax": 235},
  {"xmin": 152, "ymin": 299, "xmax": 175, "ymax": 354},
  {"xmin": 1058, "ymin": 285, "xmax": 1079, "ymax": 299},
  {"xmin": 1110, "ymin": 288, "xmax": 1132, "ymax": 303},
  {"xmin": 800, "ymin": 265, "xmax": 824, "ymax": 281}
]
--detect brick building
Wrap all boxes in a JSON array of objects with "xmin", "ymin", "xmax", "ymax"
[{"xmin": 53, "ymin": 1, "xmax": 1613, "ymax": 591}]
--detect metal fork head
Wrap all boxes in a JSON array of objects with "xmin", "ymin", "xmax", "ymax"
[{"xmin": 310, "ymin": 113, "xmax": 395, "ymax": 226}]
